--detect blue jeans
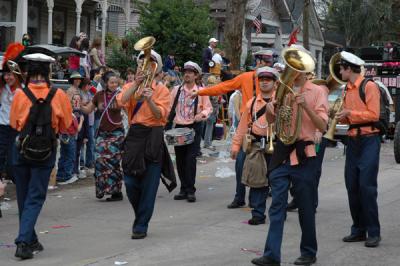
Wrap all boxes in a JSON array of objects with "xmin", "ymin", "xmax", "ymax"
[
  {"xmin": 233, "ymin": 149, "xmax": 246, "ymax": 204},
  {"xmin": 0, "ymin": 125, "xmax": 17, "ymax": 181},
  {"xmin": 57, "ymin": 135, "xmax": 76, "ymax": 181},
  {"xmin": 204, "ymin": 117, "xmax": 215, "ymax": 147},
  {"xmin": 124, "ymin": 163, "xmax": 161, "ymax": 234},
  {"xmin": 12, "ymin": 144, "xmax": 56, "ymax": 244},
  {"xmin": 345, "ymin": 135, "xmax": 381, "ymax": 237},
  {"xmin": 263, "ymin": 158, "xmax": 318, "ymax": 262},
  {"xmin": 249, "ymin": 186, "xmax": 269, "ymax": 219},
  {"xmin": 80, "ymin": 126, "xmax": 95, "ymax": 168}
]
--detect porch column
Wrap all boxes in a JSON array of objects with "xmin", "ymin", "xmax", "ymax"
[
  {"xmin": 47, "ymin": 0, "xmax": 54, "ymax": 44},
  {"xmin": 75, "ymin": 0, "xmax": 85, "ymax": 35},
  {"xmin": 15, "ymin": 0, "xmax": 28, "ymax": 42},
  {"xmin": 100, "ymin": 0, "xmax": 108, "ymax": 53},
  {"xmin": 125, "ymin": 0, "xmax": 131, "ymax": 32},
  {"xmin": 317, "ymin": 49, "xmax": 322, "ymax": 78}
]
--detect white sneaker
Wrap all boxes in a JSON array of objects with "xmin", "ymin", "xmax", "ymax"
[
  {"xmin": 78, "ymin": 170, "xmax": 87, "ymax": 179},
  {"xmin": 58, "ymin": 175, "xmax": 79, "ymax": 185}
]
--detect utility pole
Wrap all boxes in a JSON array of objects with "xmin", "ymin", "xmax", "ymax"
[{"xmin": 303, "ymin": 0, "xmax": 310, "ymax": 50}]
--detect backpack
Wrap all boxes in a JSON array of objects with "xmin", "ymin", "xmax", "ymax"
[
  {"xmin": 19, "ymin": 87, "xmax": 58, "ymax": 161},
  {"xmin": 349, "ymin": 78, "xmax": 390, "ymax": 135}
]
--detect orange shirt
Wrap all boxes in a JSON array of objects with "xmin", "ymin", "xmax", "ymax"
[
  {"xmin": 267, "ymin": 81, "xmax": 329, "ymax": 165},
  {"xmin": 10, "ymin": 83, "xmax": 73, "ymax": 133},
  {"xmin": 170, "ymin": 84, "xmax": 213, "ymax": 125},
  {"xmin": 117, "ymin": 81, "xmax": 171, "ymax": 127},
  {"xmin": 342, "ymin": 75, "xmax": 380, "ymax": 136},
  {"xmin": 198, "ymin": 71, "xmax": 259, "ymax": 113},
  {"xmin": 232, "ymin": 94, "xmax": 271, "ymax": 153}
]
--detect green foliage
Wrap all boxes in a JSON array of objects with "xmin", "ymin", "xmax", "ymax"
[
  {"xmin": 106, "ymin": 31, "xmax": 140, "ymax": 78},
  {"xmin": 325, "ymin": 0, "xmax": 399, "ymax": 46},
  {"xmin": 134, "ymin": 0, "xmax": 214, "ymax": 67}
]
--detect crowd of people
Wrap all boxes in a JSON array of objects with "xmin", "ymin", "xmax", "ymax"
[{"xmin": 0, "ymin": 34, "xmax": 384, "ymax": 266}]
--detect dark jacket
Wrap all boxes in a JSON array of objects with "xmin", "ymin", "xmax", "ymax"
[
  {"xmin": 163, "ymin": 56, "xmax": 176, "ymax": 72},
  {"xmin": 202, "ymin": 47, "xmax": 213, "ymax": 73},
  {"xmin": 122, "ymin": 124, "xmax": 177, "ymax": 192}
]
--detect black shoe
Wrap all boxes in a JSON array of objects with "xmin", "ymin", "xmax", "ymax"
[
  {"xmin": 131, "ymin": 231, "xmax": 147, "ymax": 239},
  {"xmin": 29, "ymin": 240, "xmax": 44, "ymax": 254},
  {"xmin": 342, "ymin": 234, "xmax": 367, "ymax": 242},
  {"xmin": 286, "ymin": 199, "xmax": 297, "ymax": 212},
  {"xmin": 174, "ymin": 192, "xmax": 187, "ymax": 200},
  {"xmin": 248, "ymin": 217, "xmax": 266, "ymax": 225},
  {"xmin": 294, "ymin": 256, "xmax": 317, "ymax": 265},
  {"xmin": 227, "ymin": 201, "xmax": 245, "ymax": 209},
  {"xmin": 15, "ymin": 242, "xmax": 33, "ymax": 260},
  {"xmin": 251, "ymin": 256, "xmax": 280, "ymax": 266},
  {"xmin": 187, "ymin": 193, "xmax": 196, "ymax": 202},
  {"xmin": 365, "ymin": 236, "xmax": 381, "ymax": 247},
  {"xmin": 106, "ymin": 192, "xmax": 123, "ymax": 202}
]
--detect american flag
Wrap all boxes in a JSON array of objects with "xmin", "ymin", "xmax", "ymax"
[{"xmin": 253, "ymin": 14, "xmax": 262, "ymax": 35}]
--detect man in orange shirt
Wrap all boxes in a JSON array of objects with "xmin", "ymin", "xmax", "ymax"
[
  {"xmin": 252, "ymin": 53, "xmax": 328, "ymax": 266},
  {"xmin": 231, "ymin": 66, "xmax": 278, "ymax": 225},
  {"xmin": 10, "ymin": 53, "xmax": 72, "ymax": 260},
  {"xmin": 117, "ymin": 49, "xmax": 176, "ymax": 240},
  {"xmin": 193, "ymin": 49, "xmax": 275, "ymax": 209},
  {"xmin": 168, "ymin": 61, "xmax": 212, "ymax": 202},
  {"xmin": 336, "ymin": 51, "xmax": 382, "ymax": 248}
]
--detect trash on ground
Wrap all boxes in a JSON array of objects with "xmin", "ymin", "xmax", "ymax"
[
  {"xmin": 51, "ymin": 225, "xmax": 71, "ymax": 229},
  {"xmin": 0, "ymin": 202, "xmax": 11, "ymax": 211},
  {"xmin": 208, "ymin": 187, "xmax": 215, "ymax": 191},
  {"xmin": 198, "ymin": 160, "xmax": 206, "ymax": 164},
  {"xmin": 3, "ymin": 197, "xmax": 10, "ymax": 201},
  {"xmin": 114, "ymin": 261, "xmax": 128, "ymax": 265},
  {"xmin": 215, "ymin": 167, "xmax": 235, "ymax": 178},
  {"xmin": 0, "ymin": 243, "xmax": 16, "ymax": 248},
  {"xmin": 240, "ymin": 248, "xmax": 262, "ymax": 256},
  {"xmin": 48, "ymin": 185, "xmax": 58, "ymax": 190},
  {"xmin": 39, "ymin": 231, "xmax": 49, "ymax": 234}
]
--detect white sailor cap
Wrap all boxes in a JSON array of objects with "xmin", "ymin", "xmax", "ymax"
[
  {"xmin": 340, "ymin": 51, "xmax": 365, "ymax": 67},
  {"xmin": 254, "ymin": 50, "xmax": 274, "ymax": 61},
  {"xmin": 273, "ymin": 62, "xmax": 285, "ymax": 72},
  {"xmin": 256, "ymin": 66, "xmax": 279, "ymax": 80},
  {"xmin": 209, "ymin": 37, "xmax": 218, "ymax": 43},
  {"xmin": 137, "ymin": 49, "xmax": 163, "ymax": 73},
  {"xmin": 183, "ymin": 61, "xmax": 202, "ymax": 75},
  {"xmin": 23, "ymin": 53, "xmax": 55, "ymax": 63}
]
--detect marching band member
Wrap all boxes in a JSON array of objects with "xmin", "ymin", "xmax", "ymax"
[
  {"xmin": 192, "ymin": 49, "xmax": 275, "ymax": 209},
  {"xmin": 335, "ymin": 51, "xmax": 382, "ymax": 247},
  {"xmin": 252, "ymin": 50, "xmax": 329, "ymax": 266},
  {"xmin": 169, "ymin": 61, "xmax": 212, "ymax": 202},
  {"xmin": 10, "ymin": 53, "xmax": 72, "ymax": 260},
  {"xmin": 117, "ymin": 49, "xmax": 176, "ymax": 240},
  {"xmin": 231, "ymin": 66, "xmax": 278, "ymax": 225}
]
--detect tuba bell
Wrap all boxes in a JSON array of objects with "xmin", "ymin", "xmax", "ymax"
[
  {"xmin": 133, "ymin": 36, "xmax": 158, "ymax": 100},
  {"xmin": 322, "ymin": 53, "xmax": 347, "ymax": 141},
  {"xmin": 275, "ymin": 46, "xmax": 316, "ymax": 145}
]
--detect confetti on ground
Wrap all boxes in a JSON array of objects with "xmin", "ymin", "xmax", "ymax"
[
  {"xmin": 0, "ymin": 243, "xmax": 16, "ymax": 248},
  {"xmin": 51, "ymin": 225, "xmax": 71, "ymax": 229},
  {"xmin": 198, "ymin": 160, "xmax": 207, "ymax": 164},
  {"xmin": 240, "ymin": 248, "xmax": 262, "ymax": 256},
  {"xmin": 208, "ymin": 187, "xmax": 215, "ymax": 191},
  {"xmin": 241, "ymin": 220, "xmax": 249, "ymax": 224},
  {"xmin": 114, "ymin": 261, "xmax": 128, "ymax": 265},
  {"xmin": 240, "ymin": 207, "xmax": 252, "ymax": 212},
  {"xmin": 39, "ymin": 231, "xmax": 49, "ymax": 234},
  {"xmin": 198, "ymin": 175, "xmax": 211, "ymax": 179}
]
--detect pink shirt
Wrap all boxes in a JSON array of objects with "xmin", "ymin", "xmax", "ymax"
[
  {"xmin": 170, "ymin": 84, "xmax": 213, "ymax": 125},
  {"xmin": 232, "ymin": 94, "xmax": 272, "ymax": 153},
  {"xmin": 267, "ymin": 81, "xmax": 329, "ymax": 165}
]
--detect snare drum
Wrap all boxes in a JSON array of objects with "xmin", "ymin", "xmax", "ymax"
[{"xmin": 165, "ymin": 128, "xmax": 195, "ymax": 146}]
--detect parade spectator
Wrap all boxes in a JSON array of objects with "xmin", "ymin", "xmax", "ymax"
[
  {"xmin": 79, "ymin": 38, "xmax": 90, "ymax": 78},
  {"xmin": 90, "ymin": 38, "xmax": 104, "ymax": 70},
  {"xmin": 81, "ymin": 71, "xmax": 124, "ymax": 201},
  {"xmin": 126, "ymin": 67, "xmax": 135, "ymax": 83},
  {"xmin": 68, "ymin": 36, "xmax": 81, "ymax": 73},
  {"xmin": 163, "ymin": 52, "xmax": 176, "ymax": 74},
  {"xmin": 202, "ymin": 37, "xmax": 218, "ymax": 74},
  {"xmin": 22, "ymin": 33, "xmax": 32, "ymax": 47}
]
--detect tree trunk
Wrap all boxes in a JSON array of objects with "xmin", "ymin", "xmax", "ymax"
[
  {"xmin": 224, "ymin": 0, "xmax": 247, "ymax": 70},
  {"xmin": 303, "ymin": 0, "xmax": 310, "ymax": 50}
]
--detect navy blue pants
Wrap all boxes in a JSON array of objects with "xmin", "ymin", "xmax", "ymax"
[
  {"xmin": 0, "ymin": 125, "xmax": 17, "ymax": 181},
  {"xmin": 233, "ymin": 149, "xmax": 246, "ymax": 204},
  {"xmin": 12, "ymin": 144, "xmax": 56, "ymax": 244},
  {"xmin": 57, "ymin": 135, "xmax": 76, "ymax": 181},
  {"xmin": 263, "ymin": 158, "xmax": 318, "ymax": 262},
  {"xmin": 124, "ymin": 162, "xmax": 161, "ymax": 234},
  {"xmin": 345, "ymin": 135, "xmax": 381, "ymax": 238}
]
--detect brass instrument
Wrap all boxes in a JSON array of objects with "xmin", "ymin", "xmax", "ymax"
[
  {"xmin": 133, "ymin": 36, "xmax": 158, "ymax": 100},
  {"xmin": 275, "ymin": 46, "xmax": 316, "ymax": 145},
  {"xmin": 322, "ymin": 53, "xmax": 347, "ymax": 141},
  {"xmin": 266, "ymin": 123, "xmax": 274, "ymax": 154},
  {"xmin": 6, "ymin": 60, "xmax": 26, "ymax": 82}
]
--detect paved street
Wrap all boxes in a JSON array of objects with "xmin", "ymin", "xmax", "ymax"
[{"xmin": 1, "ymin": 142, "xmax": 400, "ymax": 266}]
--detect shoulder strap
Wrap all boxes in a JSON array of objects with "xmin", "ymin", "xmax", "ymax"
[
  {"xmin": 252, "ymin": 73, "xmax": 257, "ymax": 96},
  {"xmin": 359, "ymin": 78, "xmax": 373, "ymax": 104},
  {"xmin": 193, "ymin": 95, "xmax": 199, "ymax": 117},
  {"xmin": 167, "ymin": 84, "xmax": 183, "ymax": 123},
  {"xmin": 22, "ymin": 86, "xmax": 37, "ymax": 104},
  {"xmin": 45, "ymin": 88, "xmax": 58, "ymax": 103}
]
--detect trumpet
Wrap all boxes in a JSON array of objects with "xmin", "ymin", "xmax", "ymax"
[
  {"xmin": 133, "ymin": 36, "xmax": 158, "ymax": 100},
  {"xmin": 266, "ymin": 123, "xmax": 274, "ymax": 154}
]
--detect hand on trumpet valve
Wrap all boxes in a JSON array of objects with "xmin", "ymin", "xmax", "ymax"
[
  {"xmin": 335, "ymin": 109, "xmax": 350, "ymax": 120},
  {"xmin": 135, "ymin": 71, "xmax": 145, "ymax": 85},
  {"xmin": 141, "ymin": 87, "xmax": 153, "ymax": 101}
]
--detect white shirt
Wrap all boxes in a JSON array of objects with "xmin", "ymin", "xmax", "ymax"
[
  {"xmin": 0, "ymin": 85, "xmax": 17, "ymax": 125},
  {"xmin": 80, "ymin": 50, "xmax": 89, "ymax": 68},
  {"xmin": 212, "ymin": 53, "xmax": 223, "ymax": 64}
]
